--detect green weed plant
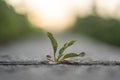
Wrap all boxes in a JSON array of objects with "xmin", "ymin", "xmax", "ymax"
[{"xmin": 46, "ymin": 32, "xmax": 85, "ymax": 63}]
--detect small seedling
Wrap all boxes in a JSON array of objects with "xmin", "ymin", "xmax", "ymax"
[{"xmin": 46, "ymin": 32, "xmax": 85, "ymax": 64}]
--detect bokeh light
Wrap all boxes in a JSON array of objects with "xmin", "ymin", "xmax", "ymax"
[{"xmin": 5, "ymin": 0, "xmax": 120, "ymax": 32}]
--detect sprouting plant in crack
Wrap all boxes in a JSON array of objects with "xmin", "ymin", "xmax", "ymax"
[{"xmin": 46, "ymin": 32, "xmax": 86, "ymax": 63}]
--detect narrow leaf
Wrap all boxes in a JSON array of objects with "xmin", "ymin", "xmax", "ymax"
[
  {"xmin": 62, "ymin": 53, "xmax": 80, "ymax": 60},
  {"xmin": 57, "ymin": 47, "xmax": 65, "ymax": 61},
  {"xmin": 57, "ymin": 54, "xmax": 63, "ymax": 61},
  {"xmin": 47, "ymin": 32, "xmax": 58, "ymax": 58},
  {"xmin": 59, "ymin": 40, "xmax": 76, "ymax": 55},
  {"xmin": 64, "ymin": 40, "xmax": 76, "ymax": 48},
  {"xmin": 57, "ymin": 40, "xmax": 76, "ymax": 61}
]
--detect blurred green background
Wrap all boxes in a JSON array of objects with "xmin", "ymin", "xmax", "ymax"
[
  {"xmin": 0, "ymin": 1, "xmax": 41, "ymax": 44},
  {"xmin": 0, "ymin": 0, "xmax": 120, "ymax": 46},
  {"xmin": 72, "ymin": 16, "xmax": 120, "ymax": 46}
]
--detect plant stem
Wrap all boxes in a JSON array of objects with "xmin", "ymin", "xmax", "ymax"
[{"xmin": 54, "ymin": 53, "xmax": 56, "ymax": 62}]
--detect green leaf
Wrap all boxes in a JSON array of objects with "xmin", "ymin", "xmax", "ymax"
[
  {"xmin": 47, "ymin": 32, "xmax": 58, "ymax": 60},
  {"xmin": 59, "ymin": 40, "xmax": 76, "ymax": 55},
  {"xmin": 57, "ymin": 40, "xmax": 76, "ymax": 61},
  {"xmin": 57, "ymin": 53, "xmax": 64, "ymax": 61},
  {"xmin": 46, "ymin": 55, "xmax": 51, "ymax": 61},
  {"xmin": 61, "ymin": 53, "xmax": 80, "ymax": 60},
  {"xmin": 64, "ymin": 40, "xmax": 76, "ymax": 48},
  {"xmin": 79, "ymin": 52, "xmax": 86, "ymax": 57}
]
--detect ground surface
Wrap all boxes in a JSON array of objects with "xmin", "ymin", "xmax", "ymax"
[{"xmin": 0, "ymin": 34, "xmax": 120, "ymax": 80}]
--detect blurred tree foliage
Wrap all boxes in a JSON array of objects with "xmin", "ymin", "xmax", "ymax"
[
  {"xmin": 73, "ymin": 16, "xmax": 120, "ymax": 46},
  {"xmin": 0, "ymin": 1, "xmax": 39, "ymax": 44},
  {"xmin": 1, "ymin": 1, "xmax": 120, "ymax": 47}
]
